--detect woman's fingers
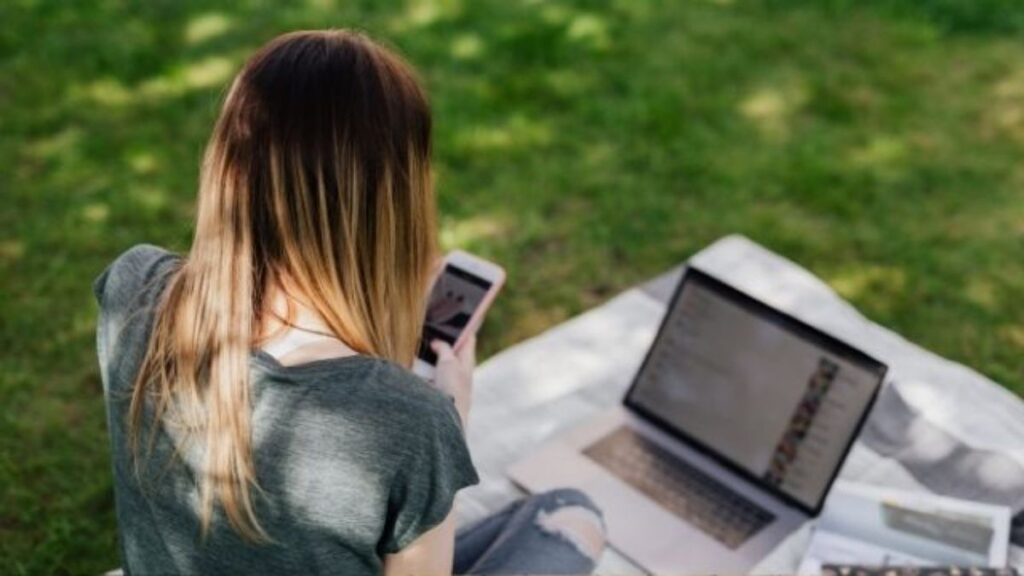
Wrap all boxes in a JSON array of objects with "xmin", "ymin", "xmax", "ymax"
[
  {"xmin": 430, "ymin": 335, "xmax": 475, "ymax": 369},
  {"xmin": 456, "ymin": 334, "xmax": 476, "ymax": 370},
  {"xmin": 430, "ymin": 337, "xmax": 474, "ymax": 429},
  {"xmin": 431, "ymin": 339, "xmax": 456, "ymax": 362}
]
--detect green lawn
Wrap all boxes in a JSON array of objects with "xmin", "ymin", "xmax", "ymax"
[{"xmin": 2, "ymin": 0, "xmax": 1023, "ymax": 572}]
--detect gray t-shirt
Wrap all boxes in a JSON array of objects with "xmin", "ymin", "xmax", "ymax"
[{"xmin": 94, "ymin": 245, "xmax": 478, "ymax": 575}]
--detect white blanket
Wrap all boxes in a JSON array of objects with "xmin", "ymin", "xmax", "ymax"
[{"xmin": 457, "ymin": 235, "xmax": 1024, "ymax": 573}]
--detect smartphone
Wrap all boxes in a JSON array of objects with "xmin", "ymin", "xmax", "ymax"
[{"xmin": 413, "ymin": 250, "xmax": 505, "ymax": 380}]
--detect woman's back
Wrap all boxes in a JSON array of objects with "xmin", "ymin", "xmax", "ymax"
[{"xmin": 95, "ymin": 245, "xmax": 476, "ymax": 574}]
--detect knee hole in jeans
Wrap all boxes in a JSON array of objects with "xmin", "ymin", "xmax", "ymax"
[{"xmin": 533, "ymin": 505, "xmax": 607, "ymax": 562}]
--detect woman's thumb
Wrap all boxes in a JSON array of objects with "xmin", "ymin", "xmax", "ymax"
[{"xmin": 430, "ymin": 339, "xmax": 455, "ymax": 362}]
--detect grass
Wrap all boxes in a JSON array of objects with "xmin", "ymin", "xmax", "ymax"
[{"xmin": 2, "ymin": 0, "xmax": 1023, "ymax": 572}]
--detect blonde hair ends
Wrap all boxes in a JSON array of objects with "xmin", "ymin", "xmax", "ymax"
[{"xmin": 129, "ymin": 30, "xmax": 437, "ymax": 541}]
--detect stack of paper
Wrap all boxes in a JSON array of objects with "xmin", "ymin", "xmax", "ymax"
[{"xmin": 800, "ymin": 482, "xmax": 1012, "ymax": 574}]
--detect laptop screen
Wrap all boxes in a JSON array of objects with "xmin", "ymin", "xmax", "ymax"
[{"xmin": 625, "ymin": 268, "xmax": 886, "ymax": 514}]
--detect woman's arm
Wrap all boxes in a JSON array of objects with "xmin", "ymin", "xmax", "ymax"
[
  {"xmin": 383, "ymin": 336, "xmax": 476, "ymax": 575},
  {"xmin": 382, "ymin": 512, "xmax": 456, "ymax": 576},
  {"xmin": 428, "ymin": 335, "xmax": 476, "ymax": 428}
]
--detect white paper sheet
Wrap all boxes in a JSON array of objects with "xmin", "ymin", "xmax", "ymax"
[{"xmin": 799, "ymin": 482, "xmax": 1011, "ymax": 574}]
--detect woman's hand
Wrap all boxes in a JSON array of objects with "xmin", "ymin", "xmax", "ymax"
[{"xmin": 431, "ymin": 335, "xmax": 475, "ymax": 430}]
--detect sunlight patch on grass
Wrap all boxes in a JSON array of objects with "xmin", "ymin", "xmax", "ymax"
[
  {"xmin": 391, "ymin": 0, "xmax": 463, "ymax": 31},
  {"xmin": 81, "ymin": 203, "xmax": 110, "ymax": 224},
  {"xmin": 440, "ymin": 214, "xmax": 509, "ymax": 249},
  {"xmin": 538, "ymin": 4, "xmax": 573, "ymax": 26},
  {"xmin": 984, "ymin": 67, "xmax": 1024, "ymax": 142},
  {"xmin": 544, "ymin": 69, "xmax": 595, "ymax": 97},
  {"xmin": 582, "ymin": 142, "xmax": 615, "ymax": 168},
  {"xmin": 130, "ymin": 186, "xmax": 170, "ymax": 212},
  {"xmin": 74, "ymin": 55, "xmax": 239, "ymax": 107},
  {"xmin": 942, "ymin": 196, "xmax": 1024, "ymax": 241},
  {"xmin": 1001, "ymin": 325, "xmax": 1024, "ymax": 349},
  {"xmin": 183, "ymin": 56, "xmax": 236, "ymax": 90},
  {"xmin": 26, "ymin": 127, "xmax": 82, "ymax": 161},
  {"xmin": 750, "ymin": 202, "xmax": 832, "ymax": 243},
  {"xmin": 450, "ymin": 33, "xmax": 484, "ymax": 60},
  {"xmin": 965, "ymin": 277, "xmax": 998, "ymax": 311},
  {"xmin": 185, "ymin": 13, "xmax": 234, "ymax": 45},
  {"xmin": 830, "ymin": 265, "xmax": 907, "ymax": 302},
  {"xmin": 454, "ymin": 115, "xmax": 552, "ymax": 153},
  {"xmin": 81, "ymin": 78, "xmax": 134, "ymax": 107},
  {"xmin": 566, "ymin": 13, "xmax": 611, "ymax": 51},
  {"xmin": 128, "ymin": 152, "xmax": 159, "ymax": 175},
  {"xmin": 848, "ymin": 135, "xmax": 908, "ymax": 171},
  {"xmin": 739, "ymin": 80, "xmax": 807, "ymax": 141},
  {"xmin": 0, "ymin": 239, "xmax": 25, "ymax": 263},
  {"xmin": 137, "ymin": 76, "xmax": 181, "ymax": 101},
  {"xmin": 1007, "ymin": 168, "xmax": 1024, "ymax": 236},
  {"xmin": 139, "ymin": 55, "xmax": 238, "ymax": 100}
]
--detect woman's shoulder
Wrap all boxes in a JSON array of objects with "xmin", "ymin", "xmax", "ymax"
[
  {"xmin": 288, "ymin": 357, "xmax": 463, "ymax": 435},
  {"xmin": 93, "ymin": 243, "xmax": 181, "ymax": 310},
  {"xmin": 369, "ymin": 360, "xmax": 457, "ymax": 414},
  {"xmin": 341, "ymin": 358, "xmax": 458, "ymax": 421}
]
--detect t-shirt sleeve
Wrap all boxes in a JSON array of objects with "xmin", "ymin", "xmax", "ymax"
[
  {"xmin": 93, "ymin": 244, "xmax": 177, "ymax": 308},
  {"xmin": 379, "ymin": 396, "xmax": 479, "ymax": 554},
  {"xmin": 93, "ymin": 244, "xmax": 180, "ymax": 392}
]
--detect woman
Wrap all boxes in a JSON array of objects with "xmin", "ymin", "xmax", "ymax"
[{"xmin": 94, "ymin": 30, "xmax": 606, "ymax": 575}]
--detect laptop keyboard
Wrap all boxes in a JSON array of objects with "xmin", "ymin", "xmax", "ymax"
[{"xmin": 583, "ymin": 426, "xmax": 775, "ymax": 549}]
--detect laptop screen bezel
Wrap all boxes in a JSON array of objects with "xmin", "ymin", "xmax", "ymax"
[{"xmin": 623, "ymin": 266, "xmax": 887, "ymax": 517}]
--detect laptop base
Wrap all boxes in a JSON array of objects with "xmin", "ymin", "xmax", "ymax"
[{"xmin": 508, "ymin": 407, "xmax": 807, "ymax": 575}]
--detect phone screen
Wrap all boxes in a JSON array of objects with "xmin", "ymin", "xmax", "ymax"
[{"xmin": 418, "ymin": 264, "xmax": 493, "ymax": 364}]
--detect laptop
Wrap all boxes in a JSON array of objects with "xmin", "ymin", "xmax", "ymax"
[{"xmin": 508, "ymin": 266, "xmax": 887, "ymax": 574}]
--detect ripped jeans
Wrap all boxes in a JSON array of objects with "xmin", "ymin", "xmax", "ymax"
[{"xmin": 454, "ymin": 488, "xmax": 606, "ymax": 575}]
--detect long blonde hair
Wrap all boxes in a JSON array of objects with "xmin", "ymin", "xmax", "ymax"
[{"xmin": 130, "ymin": 30, "xmax": 437, "ymax": 541}]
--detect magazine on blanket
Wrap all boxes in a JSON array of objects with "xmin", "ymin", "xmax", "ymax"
[{"xmin": 798, "ymin": 481, "xmax": 1012, "ymax": 574}]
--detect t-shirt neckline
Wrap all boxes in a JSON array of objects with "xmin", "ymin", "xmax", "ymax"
[{"xmin": 250, "ymin": 348, "xmax": 378, "ymax": 375}]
